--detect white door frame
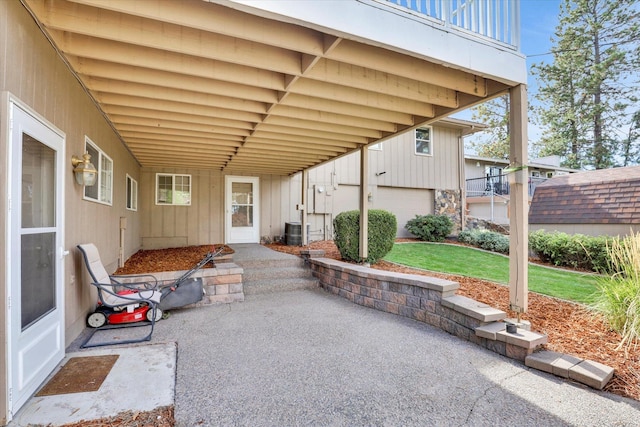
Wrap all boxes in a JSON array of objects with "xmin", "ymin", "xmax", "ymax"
[
  {"xmin": 5, "ymin": 96, "xmax": 66, "ymax": 420},
  {"xmin": 225, "ymin": 176, "xmax": 260, "ymax": 244}
]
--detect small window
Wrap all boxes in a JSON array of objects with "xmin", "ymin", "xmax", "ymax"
[
  {"xmin": 83, "ymin": 137, "xmax": 113, "ymax": 205},
  {"xmin": 156, "ymin": 174, "xmax": 191, "ymax": 206},
  {"xmin": 126, "ymin": 174, "xmax": 138, "ymax": 211},
  {"xmin": 546, "ymin": 171, "xmax": 555, "ymax": 178},
  {"xmin": 531, "ymin": 170, "xmax": 541, "ymax": 178},
  {"xmin": 368, "ymin": 142, "xmax": 382, "ymax": 151},
  {"xmin": 415, "ymin": 127, "xmax": 432, "ymax": 156}
]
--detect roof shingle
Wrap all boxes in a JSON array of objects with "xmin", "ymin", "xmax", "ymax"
[{"xmin": 528, "ymin": 166, "xmax": 640, "ymax": 224}]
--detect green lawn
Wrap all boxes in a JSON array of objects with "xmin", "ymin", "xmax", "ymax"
[{"xmin": 384, "ymin": 243, "xmax": 599, "ymax": 304}]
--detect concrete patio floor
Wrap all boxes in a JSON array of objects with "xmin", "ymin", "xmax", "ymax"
[{"xmin": 9, "ymin": 245, "xmax": 640, "ymax": 426}]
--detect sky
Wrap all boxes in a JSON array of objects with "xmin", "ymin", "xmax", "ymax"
[
  {"xmin": 520, "ymin": 0, "xmax": 562, "ymax": 91},
  {"xmin": 458, "ymin": 0, "xmax": 563, "ymax": 151}
]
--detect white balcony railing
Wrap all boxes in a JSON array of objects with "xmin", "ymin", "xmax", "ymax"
[{"xmin": 383, "ymin": 0, "xmax": 520, "ymax": 49}]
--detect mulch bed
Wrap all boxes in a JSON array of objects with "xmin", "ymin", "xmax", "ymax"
[{"xmin": 114, "ymin": 245, "xmax": 234, "ymax": 275}]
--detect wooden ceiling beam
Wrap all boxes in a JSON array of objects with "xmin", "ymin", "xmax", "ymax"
[
  {"xmin": 102, "ymin": 104, "xmax": 255, "ymax": 132},
  {"xmin": 125, "ymin": 138, "xmax": 239, "ymax": 151},
  {"xmin": 32, "ymin": 2, "xmax": 302, "ymax": 75},
  {"xmin": 281, "ymin": 94, "xmax": 415, "ymax": 125},
  {"xmin": 109, "ymin": 114, "xmax": 251, "ymax": 137},
  {"xmin": 254, "ymin": 124, "xmax": 368, "ymax": 144},
  {"xmin": 263, "ymin": 116, "xmax": 382, "ymax": 139},
  {"xmin": 289, "ymin": 79, "xmax": 438, "ymax": 116},
  {"xmin": 305, "ymin": 59, "xmax": 458, "ymax": 107},
  {"xmin": 328, "ymin": 40, "xmax": 488, "ymax": 97},
  {"xmin": 115, "ymin": 124, "xmax": 246, "ymax": 141},
  {"xmin": 74, "ymin": 60, "xmax": 278, "ymax": 104},
  {"xmin": 64, "ymin": 46, "xmax": 284, "ymax": 92},
  {"xmin": 86, "ymin": 78, "xmax": 268, "ymax": 114},
  {"xmin": 248, "ymin": 131, "xmax": 360, "ymax": 149},
  {"xmin": 226, "ymin": 157, "xmax": 316, "ymax": 168},
  {"xmin": 66, "ymin": 0, "xmax": 327, "ymax": 55},
  {"xmin": 268, "ymin": 104, "xmax": 396, "ymax": 132},
  {"xmin": 100, "ymin": 97, "xmax": 261, "ymax": 125},
  {"xmin": 122, "ymin": 134, "xmax": 242, "ymax": 148},
  {"xmin": 243, "ymin": 139, "xmax": 346, "ymax": 155}
]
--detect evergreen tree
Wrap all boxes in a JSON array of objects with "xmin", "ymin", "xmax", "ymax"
[
  {"xmin": 531, "ymin": 0, "xmax": 640, "ymax": 170},
  {"xmin": 468, "ymin": 94, "xmax": 511, "ymax": 159}
]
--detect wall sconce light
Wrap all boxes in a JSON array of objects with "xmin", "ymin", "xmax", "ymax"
[
  {"xmin": 476, "ymin": 161, "xmax": 481, "ymax": 167},
  {"xmin": 71, "ymin": 153, "xmax": 98, "ymax": 186}
]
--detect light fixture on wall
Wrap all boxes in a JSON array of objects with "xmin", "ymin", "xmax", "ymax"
[
  {"xmin": 71, "ymin": 153, "xmax": 98, "ymax": 186},
  {"xmin": 476, "ymin": 161, "xmax": 481, "ymax": 167}
]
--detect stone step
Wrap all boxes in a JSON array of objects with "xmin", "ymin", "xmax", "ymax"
[
  {"xmin": 442, "ymin": 295, "xmax": 506, "ymax": 323},
  {"xmin": 242, "ymin": 266, "xmax": 313, "ymax": 282},
  {"xmin": 525, "ymin": 350, "xmax": 614, "ymax": 390},
  {"xmin": 234, "ymin": 257, "xmax": 306, "ymax": 270},
  {"xmin": 476, "ymin": 321, "xmax": 548, "ymax": 349},
  {"xmin": 244, "ymin": 277, "xmax": 319, "ymax": 295}
]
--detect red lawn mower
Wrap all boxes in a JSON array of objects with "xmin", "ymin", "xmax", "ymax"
[{"xmin": 79, "ymin": 244, "xmax": 223, "ymax": 330}]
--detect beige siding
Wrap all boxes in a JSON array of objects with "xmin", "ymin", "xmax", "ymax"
[
  {"xmin": 140, "ymin": 168, "xmax": 223, "ymax": 249},
  {"xmin": 323, "ymin": 126, "xmax": 461, "ymax": 189},
  {"xmin": 0, "ymin": 1, "xmax": 143, "ymax": 353},
  {"xmin": 139, "ymin": 170, "xmax": 305, "ymax": 247},
  {"xmin": 376, "ymin": 187, "xmax": 434, "ymax": 236}
]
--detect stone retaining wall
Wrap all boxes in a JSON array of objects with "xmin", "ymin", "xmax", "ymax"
[
  {"xmin": 309, "ymin": 257, "xmax": 547, "ymax": 362},
  {"xmin": 119, "ymin": 262, "xmax": 244, "ymax": 305}
]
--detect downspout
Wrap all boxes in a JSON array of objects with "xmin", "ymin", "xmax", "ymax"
[
  {"xmin": 119, "ymin": 217, "xmax": 126, "ymax": 268},
  {"xmin": 458, "ymin": 136, "xmax": 466, "ymax": 232},
  {"xmin": 359, "ymin": 147, "xmax": 369, "ymax": 262},
  {"xmin": 301, "ymin": 169, "xmax": 309, "ymax": 246}
]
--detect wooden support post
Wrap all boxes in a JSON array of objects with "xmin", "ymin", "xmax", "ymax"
[
  {"xmin": 301, "ymin": 169, "xmax": 309, "ymax": 246},
  {"xmin": 359, "ymin": 147, "xmax": 369, "ymax": 261},
  {"xmin": 509, "ymin": 84, "xmax": 529, "ymax": 314}
]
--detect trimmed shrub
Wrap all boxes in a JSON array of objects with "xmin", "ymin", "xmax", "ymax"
[
  {"xmin": 458, "ymin": 228, "xmax": 509, "ymax": 254},
  {"xmin": 457, "ymin": 228, "xmax": 477, "ymax": 246},
  {"xmin": 529, "ymin": 230, "xmax": 613, "ymax": 273},
  {"xmin": 405, "ymin": 214, "xmax": 453, "ymax": 242},
  {"xmin": 333, "ymin": 209, "xmax": 397, "ymax": 264},
  {"xmin": 476, "ymin": 230, "xmax": 510, "ymax": 254}
]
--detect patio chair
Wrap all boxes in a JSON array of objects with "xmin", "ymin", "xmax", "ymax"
[{"xmin": 77, "ymin": 243, "xmax": 163, "ymax": 348}]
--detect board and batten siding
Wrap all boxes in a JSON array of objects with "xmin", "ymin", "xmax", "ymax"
[
  {"xmin": 277, "ymin": 124, "xmax": 462, "ymax": 241},
  {"xmin": 140, "ymin": 170, "xmax": 301, "ymax": 248},
  {"xmin": 326, "ymin": 126, "xmax": 462, "ymax": 190},
  {"xmin": 0, "ymin": 0, "xmax": 145, "ymax": 375}
]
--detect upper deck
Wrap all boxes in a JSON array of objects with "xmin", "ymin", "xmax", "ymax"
[{"xmin": 225, "ymin": 0, "xmax": 526, "ymax": 85}]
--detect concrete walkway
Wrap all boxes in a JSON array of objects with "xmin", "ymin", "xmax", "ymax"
[
  {"xmin": 10, "ymin": 245, "xmax": 640, "ymax": 426},
  {"xmin": 156, "ymin": 288, "xmax": 639, "ymax": 426}
]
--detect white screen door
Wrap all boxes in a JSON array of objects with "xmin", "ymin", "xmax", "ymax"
[
  {"xmin": 225, "ymin": 176, "xmax": 260, "ymax": 243},
  {"xmin": 8, "ymin": 101, "xmax": 65, "ymax": 416}
]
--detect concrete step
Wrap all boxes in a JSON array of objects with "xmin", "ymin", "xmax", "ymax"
[
  {"xmin": 234, "ymin": 257, "xmax": 306, "ymax": 270},
  {"xmin": 242, "ymin": 265, "xmax": 313, "ymax": 282},
  {"xmin": 525, "ymin": 350, "xmax": 614, "ymax": 390},
  {"xmin": 244, "ymin": 277, "xmax": 319, "ymax": 295}
]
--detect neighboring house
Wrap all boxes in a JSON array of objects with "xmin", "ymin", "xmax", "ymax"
[
  {"xmin": 529, "ymin": 166, "xmax": 640, "ymax": 237},
  {"xmin": 0, "ymin": 0, "xmax": 528, "ymax": 422},
  {"xmin": 464, "ymin": 155, "xmax": 578, "ymax": 224}
]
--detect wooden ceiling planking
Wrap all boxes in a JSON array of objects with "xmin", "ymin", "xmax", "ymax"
[{"xmin": 22, "ymin": 0, "xmax": 495, "ymax": 174}]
